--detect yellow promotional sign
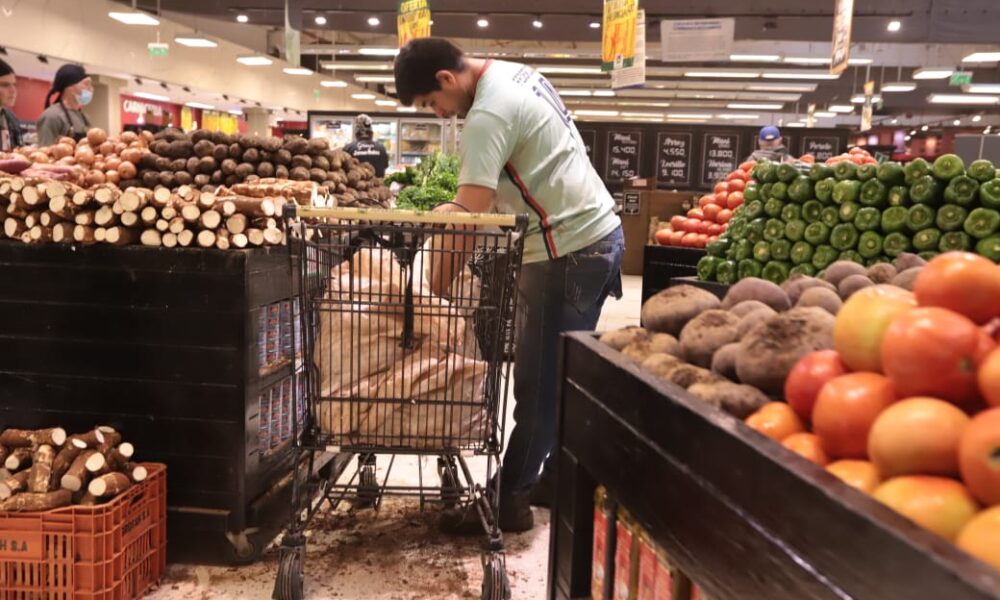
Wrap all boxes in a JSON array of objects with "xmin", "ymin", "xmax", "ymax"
[
  {"xmin": 398, "ymin": 0, "xmax": 431, "ymax": 48},
  {"xmin": 602, "ymin": 0, "xmax": 638, "ymax": 72}
]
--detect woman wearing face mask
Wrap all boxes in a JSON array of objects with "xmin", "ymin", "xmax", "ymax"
[{"xmin": 36, "ymin": 64, "xmax": 93, "ymax": 146}]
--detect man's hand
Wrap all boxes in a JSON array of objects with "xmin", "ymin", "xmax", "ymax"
[{"xmin": 428, "ymin": 185, "xmax": 495, "ymax": 297}]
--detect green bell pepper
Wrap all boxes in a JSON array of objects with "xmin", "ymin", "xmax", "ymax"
[
  {"xmin": 820, "ymin": 207, "xmax": 840, "ymax": 228},
  {"xmin": 732, "ymin": 238, "xmax": 753, "ymax": 261},
  {"xmin": 833, "ymin": 161, "xmax": 858, "ymax": 181},
  {"xmin": 838, "ymin": 250, "xmax": 864, "ymax": 264},
  {"xmin": 831, "ymin": 223, "xmax": 860, "ymax": 250},
  {"xmin": 770, "ymin": 182, "xmax": 789, "ymax": 201},
  {"xmin": 728, "ymin": 220, "xmax": 748, "ymax": 239},
  {"xmin": 904, "ymin": 158, "xmax": 932, "ymax": 184},
  {"xmin": 815, "ymin": 177, "xmax": 837, "ymax": 203},
  {"xmin": 881, "ymin": 207, "xmax": 908, "ymax": 234},
  {"xmin": 697, "ymin": 256, "xmax": 721, "ymax": 281},
  {"xmin": 777, "ymin": 163, "xmax": 801, "ymax": 183},
  {"xmin": 762, "ymin": 260, "xmax": 791, "ymax": 284},
  {"xmin": 802, "ymin": 200, "xmax": 823, "ymax": 223},
  {"xmin": 877, "ymin": 162, "xmax": 906, "ymax": 186},
  {"xmin": 706, "ymin": 239, "xmax": 729, "ymax": 257},
  {"xmin": 932, "ymin": 153, "xmax": 965, "ymax": 180},
  {"xmin": 936, "ymin": 204, "xmax": 969, "ymax": 232},
  {"xmin": 715, "ymin": 260, "xmax": 738, "ymax": 284},
  {"xmin": 788, "ymin": 176, "xmax": 814, "ymax": 203},
  {"xmin": 883, "ymin": 232, "xmax": 911, "ymax": 257},
  {"xmin": 746, "ymin": 218, "xmax": 767, "ymax": 243},
  {"xmin": 906, "ymin": 204, "xmax": 936, "ymax": 233},
  {"xmin": 744, "ymin": 181, "xmax": 762, "ymax": 202},
  {"xmin": 912, "ymin": 228, "xmax": 942, "ymax": 252},
  {"xmin": 918, "ymin": 251, "xmax": 940, "ymax": 262},
  {"xmin": 764, "ymin": 198, "xmax": 785, "ymax": 218},
  {"xmin": 860, "ymin": 179, "xmax": 888, "ymax": 208},
  {"xmin": 980, "ymin": 179, "xmax": 1000, "ymax": 209},
  {"xmin": 888, "ymin": 185, "xmax": 910, "ymax": 207},
  {"xmin": 738, "ymin": 259, "xmax": 763, "ymax": 279},
  {"xmin": 753, "ymin": 161, "xmax": 778, "ymax": 184},
  {"xmin": 753, "ymin": 241, "xmax": 772, "ymax": 263},
  {"xmin": 975, "ymin": 234, "xmax": 1000, "ymax": 262},
  {"xmin": 809, "ymin": 163, "xmax": 834, "ymax": 182},
  {"xmin": 832, "ymin": 180, "xmax": 862, "ymax": 205},
  {"xmin": 839, "ymin": 201, "xmax": 860, "ymax": 223},
  {"xmin": 790, "ymin": 241, "xmax": 814, "ymax": 265},
  {"xmin": 781, "ymin": 204, "xmax": 802, "ymax": 222},
  {"xmin": 811, "ymin": 245, "xmax": 838, "ymax": 270},
  {"xmin": 764, "ymin": 218, "xmax": 786, "ymax": 242},
  {"xmin": 964, "ymin": 207, "xmax": 1000, "ymax": 239},
  {"xmin": 790, "ymin": 264, "xmax": 818, "ymax": 277},
  {"xmin": 910, "ymin": 175, "xmax": 942, "ymax": 205},
  {"xmin": 944, "ymin": 175, "xmax": 979, "ymax": 207},
  {"xmin": 744, "ymin": 200, "xmax": 765, "ymax": 220},
  {"xmin": 785, "ymin": 219, "xmax": 807, "ymax": 242},
  {"xmin": 857, "ymin": 231, "xmax": 884, "ymax": 259},
  {"xmin": 856, "ymin": 163, "xmax": 878, "ymax": 181},
  {"xmin": 968, "ymin": 159, "xmax": 996, "ymax": 183},
  {"xmin": 804, "ymin": 222, "xmax": 830, "ymax": 245},
  {"xmin": 760, "ymin": 183, "xmax": 774, "ymax": 200},
  {"xmin": 770, "ymin": 239, "xmax": 792, "ymax": 261},
  {"xmin": 939, "ymin": 231, "xmax": 972, "ymax": 252},
  {"xmin": 854, "ymin": 207, "xmax": 882, "ymax": 232}
]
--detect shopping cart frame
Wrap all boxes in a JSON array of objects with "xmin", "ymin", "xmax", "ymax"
[{"xmin": 273, "ymin": 206, "xmax": 528, "ymax": 600}]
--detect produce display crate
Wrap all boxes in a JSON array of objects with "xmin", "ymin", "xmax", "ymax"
[
  {"xmin": 640, "ymin": 245, "xmax": 704, "ymax": 304},
  {"xmin": 0, "ymin": 241, "xmax": 338, "ymax": 564},
  {"xmin": 668, "ymin": 275, "xmax": 730, "ymax": 300},
  {"xmin": 0, "ymin": 463, "xmax": 166, "ymax": 600},
  {"xmin": 547, "ymin": 332, "xmax": 1000, "ymax": 600}
]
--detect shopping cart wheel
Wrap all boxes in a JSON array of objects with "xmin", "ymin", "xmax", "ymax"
[
  {"xmin": 273, "ymin": 544, "xmax": 305, "ymax": 600},
  {"xmin": 438, "ymin": 457, "xmax": 464, "ymax": 508},
  {"xmin": 481, "ymin": 553, "xmax": 511, "ymax": 600},
  {"xmin": 354, "ymin": 457, "xmax": 380, "ymax": 509}
]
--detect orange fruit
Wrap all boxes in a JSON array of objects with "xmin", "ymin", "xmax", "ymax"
[
  {"xmin": 913, "ymin": 251, "xmax": 1000, "ymax": 325},
  {"xmin": 874, "ymin": 476, "xmax": 980, "ymax": 541},
  {"xmin": 812, "ymin": 373, "xmax": 897, "ymax": 459},
  {"xmin": 958, "ymin": 407, "xmax": 1000, "ymax": 506},
  {"xmin": 745, "ymin": 402, "xmax": 805, "ymax": 442},
  {"xmin": 979, "ymin": 347, "xmax": 1000, "ymax": 408},
  {"xmin": 782, "ymin": 433, "xmax": 830, "ymax": 466},
  {"xmin": 826, "ymin": 460, "xmax": 881, "ymax": 494},
  {"xmin": 867, "ymin": 397, "xmax": 969, "ymax": 478},
  {"xmin": 956, "ymin": 506, "xmax": 1000, "ymax": 571},
  {"xmin": 834, "ymin": 285, "xmax": 916, "ymax": 372}
]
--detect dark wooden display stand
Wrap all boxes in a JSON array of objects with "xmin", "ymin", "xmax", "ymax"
[
  {"xmin": 640, "ymin": 245, "xmax": 704, "ymax": 303},
  {"xmin": 547, "ymin": 333, "xmax": 1000, "ymax": 600},
  {"xmin": 0, "ymin": 241, "xmax": 338, "ymax": 565}
]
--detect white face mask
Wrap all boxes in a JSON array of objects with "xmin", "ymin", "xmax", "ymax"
[{"xmin": 77, "ymin": 89, "xmax": 93, "ymax": 106}]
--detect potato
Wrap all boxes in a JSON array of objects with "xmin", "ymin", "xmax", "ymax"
[
  {"xmin": 224, "ymin": 174, "xmax": 241, "ymax": 187},
  {"xmin": 838, "ymin": 274, "xmax": 874, "ymax": 299},
  {"xmin": 291, "ymin": 154, "xmax": 313, "ymax": 169},
  {"xmin": 668, "ymin": 364, "xmax": 724, "ymax": 389},
  {"xmin": 275, "ymin": 165, "xmax": 290, "ymax": 179},
  {"xmin": 722, "ymin": 278, "xmax": 791, "ymax": 312},
  {"xmin": 139, "ymin": 153, "xmax": 159, "ymax": 170},
  {"xmin": 154, "ymin": 156, "xmax": 171, "ymax": 171},
  {"xmin": 262, "ymin": 137, "xmax": 283, "ymax": 153},
  {"xmin": 735, "ymin": 307, "xmax": 835, "ymax": 395},
  {"xmin": 235, "ymin": 162, "xmax": 256, "ymax": 178},
  {"xmin": 622, "ymin": 340, "xmax": 656, "ymax": 362},
  {"xmin": 193, "ymin": 173, "xmax": 211, "ymax": 187},
  {"xmin": 640, "ymin": 353, "xmax": 683, "ymax": 379},
  {"xmin": 313, "ymin": 155, "xmax": 331, "ymax": 171},
  {"xmin": 822, "ymin": 261, "xmax": 868, "ymax": 287},
  {"xmin": 257, "ymin": 162, "xmax": 275, "ymax": 178},
  {"xmin": 198, "ymin": 156, "xmax": 217, "ymax": 174},
  {"xmin": 212, "ymin": 144, "xmax": 229, "ymax": 162},
  {"xmin": 640, "ymin": 285, "xmax": 721, "ymax": 336},
  {"xmin": 193, "ymin": 139, "xmax": 215, "ymax": 157},
  {"xmin": 191, "ymin": 129, "xmax": 213, "ymax": 144},
  {"xmin": 118, "ymin": 161, "xmax": 137, "ymax": 180},
  {"xmin": 867, "ymin": 263, "xmax": 897, "ymax": 284},
  {"xmin": 307, "ymin": 138, "xmax": 329, "ymax": 155},
  {"xmin": 710, "ymin": 342, "xmax": 741, "ymax": 381},
  {"xmin": 679, "ymin": 310, "xmax": 740, "ymax": 368},
  {"xmin": 599, "ymin": 326, "xmax": 649, "ymax": 351},
  {"xmin": 290, "ymin": 166, "xmax": 310, "ymax": 181},
  {"xmin": 210, "ymin": 169, "xmax": 224, "ymax": 185},
  {"xmin": 229, "ymin": 143, "xmax": 243, "ymax": 159},
  {"xmin": 284, "ymin": 137, "xmax": 308, "ymax": 155},
  {"xmin": 141, "ymin": 170, "xmax": 160, "ymax": 188},
  {"xmin": 274, "ymin": 149, "xmax": 292, "ymax": 166},
  {"xmin": 737, "ymin": 308, "xmax": 775, "ymax": 338},
  {"xmin": 649, "ymin": 333, "xmax": 682, "ymax": 357},
  {"xmin": 158, "ymin": 171, "xmax": 176, "ymax": 188},
  {"xmin": 728, "ymin": 300, "xmax": 775, "ymax": 318},
  {"xmin": 174, "ymin": 170, "xmax": 193, "ymax": 186},
  {"xmin": 169, "ymin": 140, "xmax": 193, "ymax": 159},
  {"xmin": 781, "ymin": 275, "xmax": 837, "ymax": 305},
  {"xmin": 893, "ymin": 253, "xmax": 926, "ymax": 272},
  {"xmin": 310, "ymin": 168, "xmax": 328, "ymax": 183},
  {"xmin": 796, "ymin": 286, "xmax": 843, "ymax": 315},
  {"xmin": 890, "ymin": 267, "xmax": 923, "ymax": 291},
  {"xmin": 688, "ymin": 382, "xmax": 771, "ymax": 418},
  {"xmin": 242, "ymin": 147, "xmax": 260, "ymax": 163}
]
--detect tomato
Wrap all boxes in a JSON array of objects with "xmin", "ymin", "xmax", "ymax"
[
  {"xmin": 914, "ymin": 252, "xmax": 1000, "ymax": 325},
  {"xmin": 700, "ymin": 220, "xmax": 716, "ymax": 234},
  {"xmin": 714, "ymin": 191, "xmax": 729, "ymax": 206},
  {"xmin": 827, "ymin": 460, "xmax": 882, "ymax": 495},
  {"xmin": 716, "ymin": 209, "xmax": 733, "ymax": 224},
  {"xmin": 698, "ymin": 195, "xmax": 714, "ymax": 208},
  {"xmin": 739, "ymin": 161, "xmax": 756, "ymax": 172},
  {"xmin": 726, "ymin": 178, "xmax": 746, "ymax": 192},
  {"xmin": 707, "ymin": 235, "xmax": 719, "ymax": 242},
  {"xmin": 784, "ymin": 350, "xmax": 849, "ymax": 423},
  {"xmin": 695, "ymin": 233, "xmax": 709, "ymax": 248},
  {"xmin": 834, "ymin": 285, "xmax": 917, "ymax": 372},
  {"xmin": 745, "ymin": 402, "xmax": 805, "ymax": 442},
  {"xmin": 702, "ymin": 204, "xmax": 721, "ymax": 223},
  {"xmin": 670, "ymin": 215, "xmax": 686, "ymax": 230},
  {"xmin": 849, "ymin": 147, "xmax": 868, "ymax": 156},
  {"xmin": 782, "ymin": 432, "xmax": 830, "ymax": 466},
  {"xmin": 978, "ymin": 348, "xmax": 1000, "ymax": 407},
  {"xmin": 714, "ymin": 181, "xmax": 728, "ymax": 194},
  {"xmin": 881, "ymin": 307, "xmax": 986, "ymax": 410},
  {"xmin": 707, "ymin": 223, "xmax": 724, "ymax": 236},
  {"xmin": 668, "ymin": 230, "xmax": 685, "ymax": 246},
  {"xmin": 812, "ymin": 372, "xmax": 897, "ymax": 459},
  {"xmin": 726, "ymin": 170, "xmax": 748, "ymax": 182},
  {"xmin": 681, "ymin": 232, "xmax": 700, "ymax": 247},
  {"xmin": 800, "ymin": 154, "xmax": 816, "ymax": 164},
  {"xmin": 687, "ymin": 208, "xmax": 705, "ymax": 220},
  {"xmin": 655, "ymin": 229, "xmax": 672, "ymax": 246},
  {"xmin": 726, "ymin": 191, "xmax": 744, "ymax": 209},
  {"xmin": 959, "ymin": 408, "xmax": 1000, "ymax": 505}
]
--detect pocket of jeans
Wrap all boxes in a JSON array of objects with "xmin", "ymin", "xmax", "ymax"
[{"xmin": 564, "ymin": 249, "xmax": 618, "ymax": 314}]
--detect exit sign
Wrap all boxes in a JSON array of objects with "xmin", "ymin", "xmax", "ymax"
[
  {"xmin": 950, "ymin": 71, "xmax": 972, "ymax": 86},
  {"xmin": 148, "ymin": 43, "xmax": 169, "ymax": 57}
]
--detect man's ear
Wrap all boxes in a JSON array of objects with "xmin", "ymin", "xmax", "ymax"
[{"xmin": 435, "ymin": 70, "xmax": 456, "ymax": 88}]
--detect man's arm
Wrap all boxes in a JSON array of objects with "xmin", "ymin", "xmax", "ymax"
[{"xmin": 429, "ymin": 184, "xmax": 495, "ymax": 296}]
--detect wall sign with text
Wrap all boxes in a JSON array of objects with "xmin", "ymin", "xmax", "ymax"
[
  {"xmin": 701, "ymin": 133, "xmax": 741, "ymax": 187},
  {"xmin": 655, "ymin": 131, "xmax": 692, "ymax": 187},
  {"xmin": 605, "ymin": 130, "xmax": 642, "ymax": 182}
]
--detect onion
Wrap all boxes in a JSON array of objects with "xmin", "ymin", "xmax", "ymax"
[
  {"xmin": 120, "ymin": 148, "xmax": 143, "ymax": 165},
  {"xmin": 51, "ymin": 143, "xmax": 74, "ymax": 160},
  {"xmin": 57, "ymin": 136, "xmax": 77, "ymax": 147},
  {"xmin": 105, "ymin": 170, "xmax": 120, "ymax": 184},
  {"xmin": 75, "ymin": 146, "xmax": 96, "ymax": 165},
  {"xmin": 86, "ymin": 128, "xmax": 108, "ymax": 146},
  {"xmin": 118, "ymin": 161, "xmax": 137, "ymax": 180},
  {"xmin": 120, "ymin": 131, "xmax": 138, "ymax": 144},
  {"xmin": 104, "ymin": 157, "xmax": 122, "ymax": 171},
  {"xmin": 86, "ymin": 170, "xmax": 106, "ymax": 185},
  {"xmin": 29, "ymin": 151, "xmax": 50, "ymax": 163},
  {"xmin": 99, "ymin": 141, "xmax": 115, "ymax": 156}
]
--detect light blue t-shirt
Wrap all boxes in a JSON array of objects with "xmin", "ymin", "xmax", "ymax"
[{"xmin": 458, "ymin": 60, "xmax": 621, "ymax": 263}]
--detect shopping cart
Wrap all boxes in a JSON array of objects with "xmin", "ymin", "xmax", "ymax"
[{"xmin": 273, "ymin": 206, "xmax": 527, "ymax": 600}]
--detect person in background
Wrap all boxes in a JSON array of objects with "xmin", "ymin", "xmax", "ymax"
[
  {"xmin": 344, "ymin": 114, "xmax": 389, "ymax": 177},
  {"xmin": 0, "ymin": 59, "xmax": 23, "ymax": 151},
  {"xmin": 36, "ymin": 64, "xmax": 93, "ymax": 145},
  {"xmin": 748, "ymin": 125, "xmax": 791, "ymax": 163}
]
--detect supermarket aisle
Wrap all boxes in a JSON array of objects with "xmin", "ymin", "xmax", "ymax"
[{"xmin": 150, "ymin": 276, "xmax": 642, "ymax": 599}]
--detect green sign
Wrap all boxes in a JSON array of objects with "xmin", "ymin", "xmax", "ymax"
[
  {"xmin": 147, "ymin": 43, "xmax": 169, "ymax": 57},
  {"xmin": 950, "ymin": 71, "xmax": 972, "ymax": 86}
]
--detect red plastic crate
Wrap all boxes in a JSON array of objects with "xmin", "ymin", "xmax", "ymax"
[{"xmin": 0, "ymin": 463, "xmax": 167, "ymax": 600}]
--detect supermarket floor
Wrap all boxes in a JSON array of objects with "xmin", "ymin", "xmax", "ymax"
[{"xmin": 148, "ymin": 275, "xmax": 643, "ymax": 600}]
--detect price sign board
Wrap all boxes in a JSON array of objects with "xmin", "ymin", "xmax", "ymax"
[
  {"xmin": 701, "ymin": 133, "xmax": 741, "ymax": 187},
  {"xmin": 802, "ymin": 136, "xmax": 840, "ymax": 162},
  {"xmin": 656, "ymin": 132, "xmax": 692, "ymax": 187},
  {"xmin": 605, "ymin": 130, "xmax": 642, "ymax": 182}
]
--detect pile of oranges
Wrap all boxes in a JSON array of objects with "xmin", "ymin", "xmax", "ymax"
[{"xmin": 745, "ymin": 251, "xmax": 1000, "ymax": 571}]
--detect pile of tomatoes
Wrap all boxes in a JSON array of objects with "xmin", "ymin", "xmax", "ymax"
[
  {"xmin": 654, "ymin": 161, "xmax": 754, "ymax": 248},
  {"xmin": 744, "ymin": 251, "xmax": 1000, "ymax": 571},
  {"xmin": 826, "ymin": 146, "xmax": 878, "ymax": 165}
]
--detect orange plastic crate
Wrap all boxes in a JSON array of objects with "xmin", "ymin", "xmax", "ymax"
[{"xmin": 0, "ymin": 463, "xmax": 166, "ymax": 600}]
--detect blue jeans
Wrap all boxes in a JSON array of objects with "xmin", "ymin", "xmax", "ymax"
[{"xmin": 501, "ymin": 226, "xmax": 624, "ymax": 494}]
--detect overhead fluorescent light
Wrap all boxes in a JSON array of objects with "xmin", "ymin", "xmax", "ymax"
[
  {"xmin": 716, "ymin": 113, "xmax": 760, "ymax": 119},
  {"xmin": 532, "ymin": 18, "xmax": 544, "ymax": 29},
  {"xmin": 887, "ymin": 20, "xmax": 901, "ymax": 32},
  {"xmin": 589, "ymin": 21, "xmax": 601, "ymax": 29},
  {"xmin": 621, "ymin": 111, "xmax": 663, "ymax": 118},
  {"xmin": 727, "ymin": 102, "xmax": 783, "ymax": 110},
  {"xmin": 684, "ymin": 70, "xmax": 760, "ymax": 78},
  {"xmin": 237, "ymin": 55, "xmax": 273, "ymax": 66},
  {"xmin": 850, "ymin": 94, "xmax": 883, "ymax": 103},
  {"xmin": 321, "ymin": 80, "xmax": 348, "ymax": 87},
  {"xmin": 912, "ymin": 68, "xmax": 953, "ymax": 80},
  {"xmin": 174, "ymin": 35, "xmax": 217, "ymax": 48},
  {"xmin": 355, "ymin": 75, "xmax": 395, "ymax": 83},
  {"xmin": 953, "ymin": 119, "xmax": 961, "ymax": 126},
  {"xmin": 964, "ymin": 84, "xmax": 1000, "ymax": 94},
  {"xmin": 813, "ymin": 111, "xmax": 837, "ymax": 118},
  {"xmin": 477, "ymin": 17, "xmax": 490, "ymax": 28},
  {"xmin": 882, "ymin": 81, "xmax": 916, "ymax": 92},
  {"xmin": 322, "ymin": 62, "xmax": 392, "ymax": 71},
  {"xmin": 761, "ymin": 71, "xmax": 841, "ymax": 80},
  {"xmin": 375, "ymin": 99, "xmax": 397, "ymax": 107},
  {"xmin": 314, "ymin": 15, "xmax": 327, "ymax": 25},
  {"xmin": 963, "ymin": 52, "xmax": 1000, "ymax": 63},
  {"xmin": 782, "ymin": 57, "xmax": 871, "ymax": 65},
  {"xmin": 397, "ymin": 106, "xmax": 418, "ymax": 112},
  {"xmin": 667, "ymin": 118, "xmax": 708, "ymax": 123},
  {"xmin": 921, "ymin": 124, "xmax": 929, "ymax": 131},
  {"xmin": 132, "ymin": 91, "xmax": 170, "ymax": 102},
  {"xmin": 559, "ymin": 89, "xmax": 592, "ymax": 96},
  {"xmin": 228, "ymin": 109, "xmax": 243, "ymax": 116},
  {"xmin": 593, "ymin": 90, "xmax": 616, "ymax": 97},
  {"xmin": 185, "ymin": 101, "xmax": 215, "ymax": 110},
  {"xmin": 729, "ymin": 54, "xmax": 780, "ymax": 62},
  {"xmin": 283, "ymin": 67, "xmax": 313, "ymax": 75},
  {"xmin": 108, "ymin": 11, "xmax": 160, "ymax": 25},
  {"xmin": 351, "ymin": 93, "xmax": 377, "ymax": 100},
  {"xmin": 928, "ymin": 93, "xmax": 1000, "ymax": 105},
  {"xmin": 828, "ymin": 104, "xmax": 855, "ymax": 113},
  {"xmin": 666, "ymin": 113, "xmax": 713, "ymax": 119},
  {"xmin": 618, "ymin": 101, "xmax": 671, "ymax": 108},
  {"xmin": 746, "ymin": 83, "xmax": 817, "ymax": 92},
  {"xmin": 623, "ymin": 118, "xmax": 664, "ymax": 123},
  {"xmin": 367, "ymin": 16, "xmax": 381, "ymax": 27},
  {"xmin": 358, "ymin": 48, "xmax": 400, "ymax": 56},
  {"xmin": 972, "ymin": 115, "xmax": 983, "ymax": 122},
  {"xmin": 236, "ymin": 14, "xmax": 249, "ymax": 23},
  {"xmin": 786, "ymin": 122, "xmax": 807, "ymax": 128},
  {"xmin": 536, "ymin": 65, "xmax": 604, "ymax": 75},
  {"xmin": 574, "ymin": 110, "xmax": 619, "ymax": 117}
]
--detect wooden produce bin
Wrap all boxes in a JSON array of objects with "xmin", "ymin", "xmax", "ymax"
[
  {"xmin": 640, "ymin": 246, "xmax": 706, "ymax": 304},
  {"xmin": 619, "ymin": 180, "xmax": 695, "ymax": 276},
  {"xmin": 548, "ymin": 333, "xmax": 1000, "ymax": 600},
  {"xmin": 0, "ymin": 241, "xmax": 337, "ymax": 565}
]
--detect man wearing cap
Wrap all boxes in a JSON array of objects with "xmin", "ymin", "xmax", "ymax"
[
  {"xmin": 0, "ymin": 59, "xmax": 23, "ymax": 152},
  {"xmin": 344, "ymin": 114, "xmax": 390, "ymax": 177},
  {"xmin": 36, "ymin": 64, "xmax": 93, "ymax": 145},
  {"xmin": 748, "ymin": 125, "xmax": 791, "ymax": 163}
]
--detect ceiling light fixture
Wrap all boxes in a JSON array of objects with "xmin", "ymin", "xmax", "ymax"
[
  {"xmin": 315, "ymin": 15, "xmax": 327, "ymax": 25},
  {"xmin": 685, "ymin": 70, "xmax": 759, "ymax": 78},
  {"xmin": 928, "ymin": 93, "xmax": 1000, "ymax": 105},
  {"xmin": 185, "ymin": 101, "xmax": 214, "ymax": 110},
  {"xmin": 972, "ymin": 115, "xmax": 982, "ymax": 122},
  {"xmin": 850, "ymin": 94, "xmax": 883, "ymax": 103},
  {"xmin": 477, "ymin": 16, "xmax": 490, "ymax": 28},
  {"xmin": 912, "ymin": 68, "xmax": 953, "ymax": 80},
  {"xmin": 593, "ymin": 90, "xmax": 616, "ymax": 97},
  {"xmin": 174, "ymin": 35, "xmax": 218, "ymax": 48},
  {"xmin": 133, "ymin": 91, "xmax": 170, "ymax": 102},
  {"xmin": 559, "ymin": 89, "xmax": 593, "ymax": 96},
  {"xmin": 358, "ymin": 48, "xmax": 400, "ymax": 56},
  {"xmin": 953, "ymin": 119, "xmax": 961, "ymax": 126},
  {"xmin": 887, "ymin": 20, "xmax": 901, "ymax": 32},
  {"xmin": 237, "ymin": 55, "xmax": 273, "ymax": 66},
  {"xmin": 397, "ymin": 106, "xmax": 418, "ymax": 112},
  {"xmin": 621, "ymin": 112, "xmax": 663, "ymax": 118},
  {"xmin": 716, "ymin": 113, "xmax": 760, "ymax": 119},
  {"xmin": 355, "ymin": 75, "xmax": 395, "ymax": 83},
  {"xmin": 921, "ymin": 124, "xmax": 929, "ymax": 131},
  {"xmin": 882, "ymin": 81, "xmax": 916, "ymax": 92},
  {"xmin": 729, "ymin": 54, "xmax": 780, "ymax": 62},
  {"xmin": 536, "ymin": 65, "xmax": 603, "ymax": 75},
  {"xmin": 351, "ymin": 93, "xmax": 376, "ymax": 100},
  {"xmin": 727, "ymin": 102, "xmax": 783, "ymax": 110},
  {"xmin": 532, "ymin": 18, "xmax": 543, "ymax": 29},
  {"xmin": 575, "ymin": 109, "xmax": 619, "ymax": 117},
  {"xmin": 761, "ymin": 71, "xmax": 841, "ymax": 80},
  {"xmin": 782, "ymin": 57, "xmax": 872, "ymax": 65},
  {"xmin": 890, "ymin": 118, "xmax": 899, "ymax": 124},
  {"xmin": 108, "ymin": 11, "xmax": 160, "ymax": 25},
  {"xmin": 962, "ymin": 52, "xmax": 1000, "ymax": 63},
  {"xmin": 666, "ymin": 113, "xmax": 714, "ymax": 119},
  {"xmin": 786, "ymin": 122, "xmax": 807, "ymax": 128},
  {"xmin": 368, "ymin": 16, "xmax": 381, "ymax": 26},
  {"xmin": 828, "ymin": 104, "xmax": 855, "ymax": 113},
  {"xmin": 813, "ymin": 111, "xmax": 837, "ymax": 118},
  {"xmin": 963, "ymin": 84, "xmax": 1000, "ymax": 94},
  {"xmin": 589, "ymin": 21, "xmax": 601, "ymax": 29},
  {"xmin": 228, "ymin": 109, "xmax": 243, "ymax": 116},
  {"xmin": 320, "ymin": 80, "xmax": 347, "ymax": 87},
  {"xmin": 236, "ymin": 14, "xmax": 249, "ymax": 23},
  {"xmin": 375, "ymin": 100, "xmax": 397, "ymax": 107},
  {"xmin": 909, "ymin": 129, "xmax": 917, "ymax": 135},
  {"xmin": 283, "ymin": 67, "xmax": 312, "ymax": 75}
]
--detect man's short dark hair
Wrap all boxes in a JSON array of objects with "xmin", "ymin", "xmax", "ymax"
[
  {"xmin": 394, "ymin": 38, "xmax": 466, "ymax": 106},
  {"xmin": 0, "ymin": 58, "xmax": 13, "ymax": 78}
]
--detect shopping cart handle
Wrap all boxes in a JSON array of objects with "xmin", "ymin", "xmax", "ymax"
[{"xmin": 287, "ymin": 205, "xmax": 528, "ymax": 229}]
